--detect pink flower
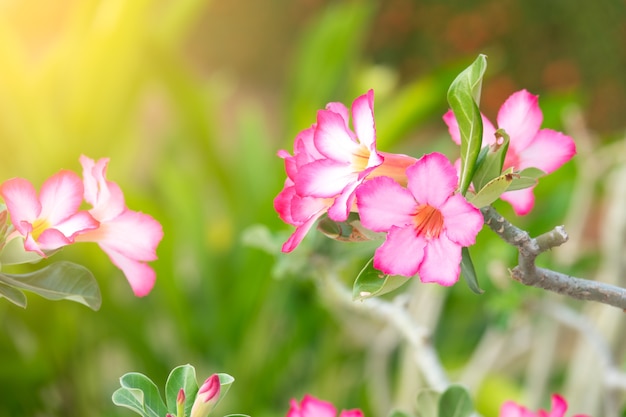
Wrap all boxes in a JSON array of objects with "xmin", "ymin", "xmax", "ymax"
[
  {"xmin": 287, "ymin": 395, "xmax": 364, "ymax": 417},
  {"xmin": 74, "ymin": 156, "xmax": 163, "ymax": 297},
  {"xmin": 443, "ymin": 89, "xmax": 576, "ymax": 215},
  {"xmin": 356, "ymin": 152, "xmax": 483, "ymax": 285},
  {"xmin": 190, "ymin": 374, "xmax": 221, "ymax": 417},
  {"xmin": 0, "ymin": 171, "xmax": 99, "ymax": 256},
  {"xmin": 500, "ymin": 394, "xmax": 590, "ymax": 417},
  {"xmin": 275, "ymin": 91, "xmax": 417, "ymax": 252}
]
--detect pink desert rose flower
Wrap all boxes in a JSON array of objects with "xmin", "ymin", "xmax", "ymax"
[
  {"xmin": 287, "ymin": 394, "xmax": 364, "ymax": 417},
  {"xmin": 356, "ymin": 152, "xmax": 483, "ymax": 285},
  {"xmin": 0, "ymin": 171, "xmax": 99, "ymax": 256},
  {"xmin": 275, "ymin": 90, "xmax": 416, "ymax": 252},
  {"xmin": 74, "ymin": 155, "xmax": 163, "ymax": 297},
  {"xmin": 443, "ymin": 89, "xmax": 576, "ymax": 215},
  {"xmin": 500, "ymin": 394, "xmax": 590, "ymax": 417},
  {"xmin": 190, "ymin": 374, "xmax": 221, "ymax": 417}
]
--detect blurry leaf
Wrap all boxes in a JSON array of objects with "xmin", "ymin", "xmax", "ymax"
[
  {"xmin": 468, "ymin": 168, "xmax": 515, "ymax": 208},
  {"xmin": 318, "ymin": 214, "xmax": 384, "ymax": 242},
  {"xmin": 0, "ymin": 261, "xmax": 101, "ymax": 310},
  {"xmin": 114, "ymin": 372, "xmax": 168, "ymax": 417},
  {"xmin": 0, "ymin": 280, "xmax": 26, "ymax": 308},
  {"xmin": 241, "ymin": 224, "xmax": 284, "ymax": 255},
  {"xmin": 165, "ymin": 364, "xmax": 199, "ymax": 416},
  {"xmin": 507, "ymin": 167, "xmax": 546, "ymax": 191},
  {"xmin": 353, "ymin": 258, "xmax": 409, "ymax": 301},
  {"xmin": 0, "ymin": 237, "xmax": 44, "ymax": 266},
  {"xmin": 416, "ymin": 389, "xmax": 440, "ymax": 417},
  {"xmin": 447, "ymin": 55, "xmax": 487, "ymax": 195},
  {"xmin": 461, "ymin": 247, "xmax": 483, "ymax": 294},
  {"xmin": 438, "ymin": 385, "xmax": 474, "ymax": 417},
  {"xmin": 389, "ymin": 410, "xmax": 414, "ymax": 417},
  {"xmin": 471, "ymin": 129, "xmax": 510, "ymax": 191}
]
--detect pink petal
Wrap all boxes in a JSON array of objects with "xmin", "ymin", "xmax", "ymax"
[
  {"xmin": 36, "ymin": 228, "xmax": 74, "ymax": 251},
  {"xmin": 290, "ymin": 193, "xmax": 331, "ymax": 224},
  {"xmin": 281, "ymin": 211, "xmax": 323, "ymax": 253},
  {"xmin": 406, "ymin": 153, "xmax": 458, "ymax": 208},
  {"xmin": 54, "ymin": 211, "xmax": 99, "ymax": 239},
  {"xmin": 274, "ymin": 183, "xmax": 298, "ymax": 224},
  {"xmin": 443, "ymin": 110, "xmax": 497, "ymax": 146},
  {"xmin": 80, "ymin": 155, "xmax": 126, "ymax": 221},
  {"xmin": 288, "ymin": 395, "xmax": 337, "ymax": 417},
  {"xmin": 340, "ymin": 410, "xmax": 364, "ymax": 417},
  {"xmin": 497, "ymin": 90, "xmax": 543, "ymax": 151},
  {"xmin": 23, "ymin": 234, "xmax": 46, "ymax": 256},
  {"xmin": 351, "ymin": 89, "xmax": 376, "ymax": 148},
  {"xmin": 517, "ymin": 129, "xmax": 576, "ymax": 173},
  {"xmin": 374, "ymin": 226, "xmax": 427, "ymax": 277},
  {"xmin": 356, "ymin": 176, "xmax": 416, "ymax": 232},
  {"xmin": 327, "ymin": 180, "xmax": 359, "ymax": 222},
  {"xmin": 294, "ymin": 126, "xmax": 322, "ymax": 164},
  {"xmin": 39, "ymin": 170, "xmax": 85, "ymax": 224},
  {"xmin": 500, "ymin": 187, "xmax": 536, "ymax": 216},
  {"xmin": 0, "ymin": 178, "xmax": 41, "ymax": 228},
  {"xmin": 499, "ymin": 401, "xmax": 529, "ymax": 417},
  {"xmin": 547, "ymin": 395, "xmax": 567, "ymax": 417},
  {"xmin": 296, "ymin": 159, "xmax": 354, "ymax": 198},
  {"xmin": 326, "ymin": 102, "xmax": 351, "ymax": 126},
  {"xmin": 103, "ymin": 248, "xmax": 156, "ymax": 297},
  {"xmin": 418, "ymin": 236, "xmax": 462, "ymax": 285},
  {"xmin": 315, "ymin": 110, "xmax": 361, "ymax": 162},
  {"xmin": 439, "ymin": 194, "xmax": 483, "ymax": 246}
]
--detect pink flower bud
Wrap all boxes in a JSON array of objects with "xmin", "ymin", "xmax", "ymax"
[
  {"xmin": 189, "ymin": 374, "xmax": 221, "ymax": 417},
  {"xmin": 177, "ymin": 388, "xmax": 186, "ymax": 405}
]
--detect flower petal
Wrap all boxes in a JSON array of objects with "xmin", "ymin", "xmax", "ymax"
[
  {"xmin": 327, "ymin": 180, "xmax": 359, "ymax": 222},
  {"xmin": 440, "ymin": 194, "xmax": 483, "ymax": 246},
  {"xmin": 39, "ymin": 170, "xmax": 85, "ymax": 224},
  {"xmin": 0, "ymin": 178, "xmax": 41, "ymax": 230},
  {"xmin": 443, "ymin": 110, "xmax": 497, "ymax": 146},
  {"xmin": 36, "ymin": 228, "xmax": 74, "ymax": 251},
  {"xmin": 326, "ymin": 102, "xmax": 351, "ymax": 126},
  {"xmin": 54, "ymin": 211, "xmax": 100, "ymax": 239},
  {"xmin": 103, "ymin": 248, "xmax": 156, "ymax": 297},
  {"xmin": 374, "ymin": 226, "xmax": 427, "ymax": 277},
  {"xmin": 351, "ymin": 89, "xmax": 376, "ymax": 148},
  {"xmin": 296, "ymin": 159, "xmax": 354, "ymax": 198},
  {"xmin": 418, "ymin": 236, "xmax": 462, "ymax": 286},
  {"xmin": 314, "ymin": 110, "xmax": 361, "ymax": 162},
  {"xmin": 281, "ymin": 211, "xmax": 323, "ymax": 253},
  {"xmin": 517, "ymin": 129, "xmax": 576, "ymax": 173},
  {"xmin": 356, "ymin": 176, "xmax": 416, "ymax": 232},
  {"xmin": 80, "ymin": 155, "xmax": 126, "ymax": 221},
  {"xmin": 288, "ymin": 395, "xmax": 337, "ymax": 417},
  {"xmin": 499, "ymin": 401, "xmax": 528, "ymax": 417},
  {"xmin": 500, "ymin": 186, "xmax": 536, "ymax": 216},
  {"xmin": 548, "ymin": 395, "xmax": 567, "ymax": 417},
  {"xmin": 497, "ymin": 90, "xmax": 543, "ymax": 151},
  {"xmin": 407, "ymin": 153, "xmax": 458, "ymax": 208},
  {"xmin": 340, "ymin": 411, "xmax": 365, "ymax": 417}
]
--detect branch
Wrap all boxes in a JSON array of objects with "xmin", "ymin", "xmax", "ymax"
[{"xmin": 481, "ymin": 206, "xmax": 626, "ymax": 309}]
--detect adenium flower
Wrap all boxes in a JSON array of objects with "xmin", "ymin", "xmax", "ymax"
[
  {"xmin": 356, "ymin": 152, "xmax": 483, "ymax": 285},
  {"xmin": 500, "ymin": 394, "xmax": 590, "ymax": 417},
  {"xmin": 190, "ymin": 374, "xmax": 221, "ymax": 417},
  {"xmin": 0, "ymin": 171, "xmax": 99, "ymax": 256},
  {"xmin": 74, "ymin": 155, "xmax": 163, "ymax": 297},
  {"xmin": 443, "ymin": 89, "xmax": 576, "ymax": 215},
  {"xmin": 275, "ymin": 90, "xmax": 416, "ymax": 252},
  {"xmin": 287, "ymin": 394, "xmax": 363, "ymax": 417}
]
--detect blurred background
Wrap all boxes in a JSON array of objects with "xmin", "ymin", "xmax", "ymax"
[{"xmin": 0, "ymin": 0, "xmax": 625, "ymax": 416}]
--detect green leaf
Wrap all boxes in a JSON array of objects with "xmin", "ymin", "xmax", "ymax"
[
  {"xmin": 165, "ymin": 364, "xmax": 199, "ymax": 416},
  {"xmin": 0, "ymin": 280, "xmax": 27, "ymax": 308},
  {"xmin": 461, "ymin": 247, "xmax": 483, "ymax": 294},
  {"xmin": 0, "ymin": 236, "xmax": 44, "ymax": 265},
  {"xmin": 507, "ymin": 167, "xmax": 546, "ymax": 191},
  {"xmin": 447, "ymin": 54, "xmax": 488, "ymax": 196},
  {"xmin": 471, "ymin": 129, "xmax": 510, "ymax": 191},
  {"xmin": 468, "ymin": 169, "xmax": 515, "ymax": 208},
  {"xmin": 0, "ymin": 261, "xmax": 101, "ymax": 310},
  {"xmin": 217, "ymin": 373, "xmax": 235, "ymax": 404},
  {"xmin": 416, "ymin": 389, "xmax": 441, "ymax": 417},
  {"xmin": 317, "ymin": 214, "xmax": 384, "ymax": 242},
  {"xmin": 115, "ymin": 372, "xmax": 168, "ymax": 417},
  {"xmin": 438, "ymin": 385, "xmax": 474, "ymax": 417},
  {"xmin": 352, "ymin": 258, "xmax": 409, "ymax": 301},
  {"xmin": 388, "ymin": 410, "xmax": 413, "ymax": 417}
]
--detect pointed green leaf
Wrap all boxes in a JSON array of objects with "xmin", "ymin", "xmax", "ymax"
[
  {"xmin": 352, "ymin": 258, "xmax": 409, "ymax": 301},
  {"xmin": 468, "ymin": 169, "xmax": 515, "ymax": 208},
  {"xmin": 471, "ymin": 129, "xmax": 510, "ymax": 191},
  {"xmin": 0, "ymin": 281, "xmax": 27, "ymax": 308},
  {"xmin": 117, "ymin": 372, "xmax": 168, "ymax": 417},
  {"xmin": 447, "ymin": 54, "xmax": 488, "ymax": 195},
  {"xmin": 438, "ymin": 385, "xmax": 474, "ymax": 417},
  {"xmin": 416, "ymin": 389, "xmax": 440, "ymax": 417},
  {"xmin": 317, "ymin": 214, "xmax": 383, "ymax": 242},
  {"xmin": 461, "ymin": 247, "xmax": 483, "ymax": 294},
  {"xmin": 217, "ymin": 373, "xmax": 235, "ymax": 404},
  {"xmin": 507, "ymin": 167, "xmax": 546, "ymax": 191},
  {"xmin": 165, "ymin": 364, "xmax": 199, "ymax": 416},
  {"xmin": 112, "ymin": 387, "xmax": 150, "ymax": 417},
  {"xmin": 0, "ymin": 261, "xmax": 101, "ymax": 310}
]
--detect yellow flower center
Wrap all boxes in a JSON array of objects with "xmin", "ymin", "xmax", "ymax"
[
  {"xmin": 351, "ymin": 144, "xmax": 371, "ymax": 172},
  {"xmin": 31, "ymin": 218, "xmax": 51, "ymax": 240},
  {"xmin": 413, "ymin": 204, "xmax": 444, "ymax": 239}
]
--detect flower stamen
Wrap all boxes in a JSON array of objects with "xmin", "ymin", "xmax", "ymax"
[{"xmin": 413, "ymin": 204, "xmax": 444, "ymax": 239}]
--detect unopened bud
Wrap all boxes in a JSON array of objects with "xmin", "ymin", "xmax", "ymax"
[{"xmin": 189, "ymin": 374, "xmax": 221, "ymax": 417}]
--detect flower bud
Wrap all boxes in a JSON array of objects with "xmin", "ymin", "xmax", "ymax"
[
  {"xmin": 177, "ymin": 388, "xmax": 186, "ymax": 417},
  {"xmin": 189, "ymin": 374, "xmax": 220, "ymax": 417}
]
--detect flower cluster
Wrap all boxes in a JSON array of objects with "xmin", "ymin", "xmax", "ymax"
[
  {"xmin": 0, "ymin": 155, "xmax": 163, "ymax": 297},
  {"xmin": 500, "ymin": 394, "xmax": 590, "ymax": 417},
  {"xmin": 274, "ymin": 89, "xmax": 575, "ymax": 286}
]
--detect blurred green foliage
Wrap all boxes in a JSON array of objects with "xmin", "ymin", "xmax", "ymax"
[{"xmin": 0, "ymin": 0, "xmax": 620, "ymax": 416}]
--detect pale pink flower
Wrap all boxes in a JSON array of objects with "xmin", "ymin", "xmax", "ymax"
[
  {"xmin": 74, "ymin": 156, "xmax": 163, "ymax": 297},
  {"xmin": 0, "ymin": 171, "xmax": 98, "ymax": 256},
  {"xmin": 190, "ymin": 374, "xmax": 221, "ymax": 417},
  {"xmin": 287, "ymin": 394, "xmax": 363, "ymax": 417},
  {"xmin": 356, "ymin": 152, "xmax": 483, "ymax": 285},
  {"xmin": 443, "ymin": 89, "xmax": 576, "ymax": 215},
  {"xmin": 500, "ymin": 394, "xmax": 590, "ymax": 417}
]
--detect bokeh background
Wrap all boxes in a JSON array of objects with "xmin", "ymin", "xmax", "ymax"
[{"xmin": 0, "ymin": 0, "xmax": 625, "ymax": 416}]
